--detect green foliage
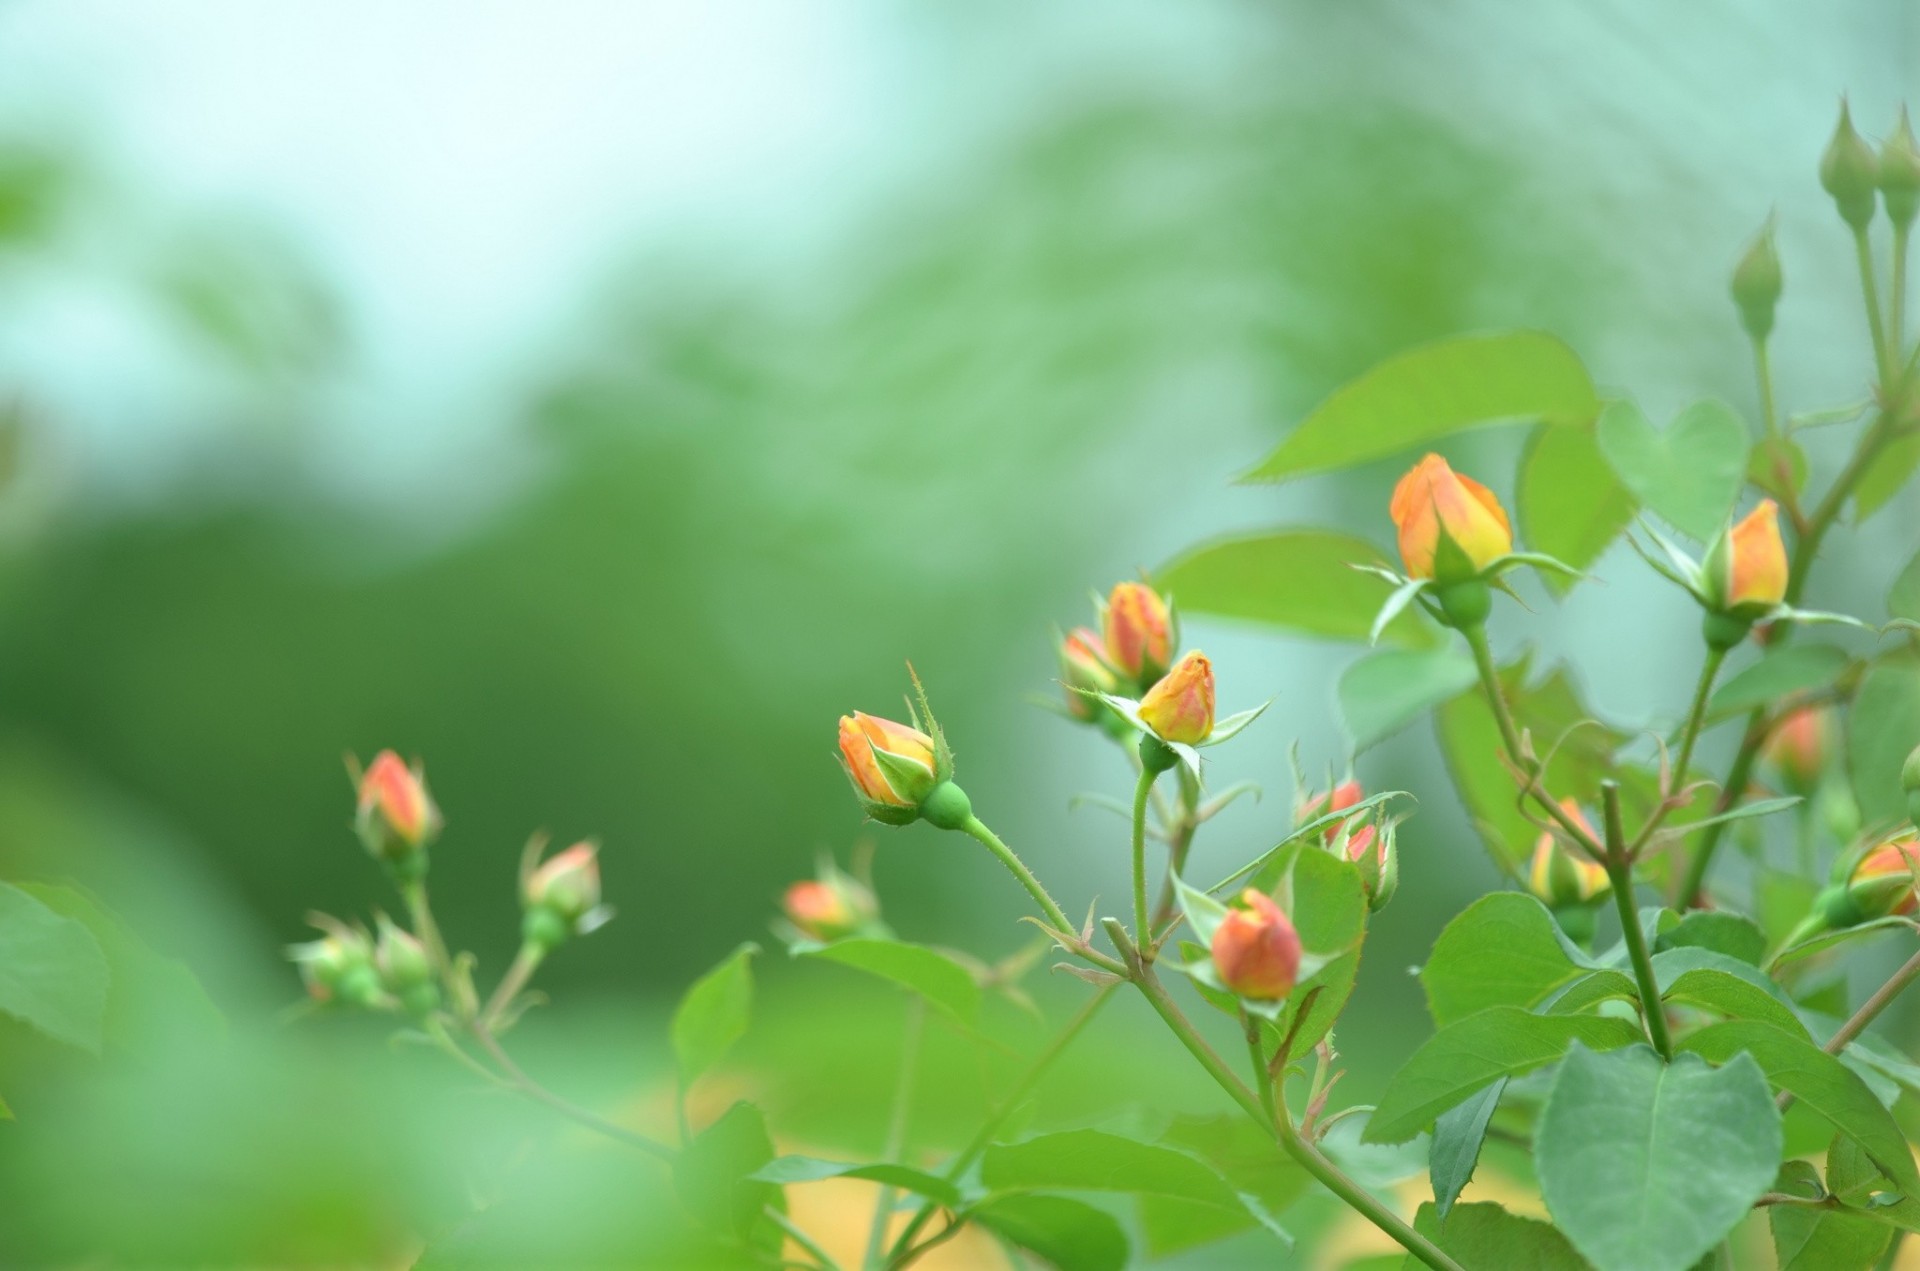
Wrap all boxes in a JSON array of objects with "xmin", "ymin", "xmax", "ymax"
[
  {"xmin": 1420, "ymin": 893, "xmax": 1587, "ymax": 1026},
  {"xmin": 798, "ymin": 938, "xmax": 981, "ymax": 1028},
  {"xmin": 1769, "ymin": 1204, "xmax": 1893, "ymax": 1271},
  {"xmin": 1339, "ymin": 648, "xmax": 1478, "ymax": 750},
  {"xmin": 0, "ymin": 880, "xmax": 110, "ymax": 1054},
  {"xmin": 969, "ymin": 1194, "xmax": 1129, "ymax": 1271},
  {"xmin": 1707, "ymin": 642, "xmax": 1851, "ymax": 716},
  {"xmin": 1847, "ymin": 652, "xmax": 1920, "ymax": 826},
  {"xmin": 1660, "ymin": 967, "xmax": 1808, "ymax": 1038},
  {"xmin": 1425, "ymin": 1078, "xmax": 1505, "ymax": 1221},
  {"xmin": 1536, "ymin": 1044, "xmax": 1781, "ymax": 1271},
  {"xmin": 674, "ymin": 1102, "xmax": 784, "ymax": 1256},
  {"xmin": 1242, "ymin": 330, "xmax": 1600, "ymax": 482},
  {"xmin": 671, "ymin": 943, "xmax": 758, "ymax": 1090},
  {"xmin": 1156, "ymin": 529, "xmax": 1438, "ymax": 646},
  {"xmin": 1595, "ymin": 399, "xmax": 1749, "ymax": 540},
  {"xmin": 1405, "ymin": 1200, "xmax": 1588, "ymax": 1270},
  {"xmin": 1518, "ymin": 421, "xmax": 1637, "ymax": 590}
]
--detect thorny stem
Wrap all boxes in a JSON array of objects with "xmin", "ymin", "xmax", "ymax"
[
  {"xmin": 862, "ymin": 999, "xmax": 925, "ymax": 1271},
  {"xmin": 1131, "ymin": 767, "xmax": 1157, "ymax": 949},
  {"xmin": 1603, "ymin": 782, "xmax": 1672, "ymax": 1061},
  {"xmin": 1128, "ymin": 965, "xmax": 1464, "ymax": 1271},
  {"xmin": 1463, "ymin": 622, "xmax": 1606, "ymax": 858},
  {"xmin": 887, "ymin": 985, "xmax": 1118, "ymax": 1265},
  {"xmin": 958, "ymin": 814, "xmax": 1128, "ymax": 976}
]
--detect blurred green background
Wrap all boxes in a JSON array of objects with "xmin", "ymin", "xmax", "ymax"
[{"xmin": 0, "ymin": 3, "xmax": 1914, "ymax": 1266}]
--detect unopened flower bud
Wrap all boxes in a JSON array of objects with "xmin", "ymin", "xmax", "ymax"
[
  {"xmin": 1057, "ymin": 627, "xmax": 1121, "ymax": 725},
  {"xmin": 1298, "ymin": 779, "xmax": 1364, "ymax": 832},
  {"xmin": 1702, "ymin": 500, "xmax": 1788, "ymax": 628},
  {"xmin": 1843, "ymin": 834, "xmax": 1920, "ymax": 922},
  {"xmin": 1341, "ymin": 821, "xmax": 1399, "ymax": 912},
  {"xmin": 1730, "ymin": 219, "xmax": 1783, "ymax": 341},
  {"xmin": 523, "ymin": 841, "xmax": 604, "ymax": 950},
  {"xmin": 1527, "ymin": 801, "xmax": 1610, "ymax": 909},
  {"xmin": 1138, "ymin": 651, "xmax": 1214, "ymax": 745},
  {"xmin": 1102, "ymin": 582, "xmax": 1174, "ymax": 687},
  {"xmin": 1761, "ymin": 704, "xmax": 1830, "ymax": 797},
  {"xmin": 374, "ymin": 915, "xmax": 438, "ymax": 1014},
  {"xmin": 355, "ymin": 751, "xmax": 442, "ymax": 869},
  {"xmin": 1210, "ymin": 889, "xmax": 1302, "ymax": 1001},
  {"xmin": 1881, "ymin": 107, "xmax": 1920, "ymax": 228},
  {"xmin": 782, "ymin": 874, "xmax": 877, "ymax": 942},
  {"xmin": 1822, "ymin": 99, "xmax": 1881, "ymax": 229},
  {"xmin": 288, "ymin": 920, "xmax": 381, "ymax": 1008},
  {"xmin": 838, "ymin": 711, "xmax": 941, "ymax": 822},
  {"xmin": 1390, "ymin": 454, "xmax": 1512, "ymax": 586}
]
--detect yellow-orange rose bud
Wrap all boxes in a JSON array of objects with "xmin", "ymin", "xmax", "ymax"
[
  {"xmin": 1059, "ymin": 626, "xmax": 1120, "ymax": 722},
  {"xmin": 1102, "ymin": 582, "xmax": 1173, "ymax": 685},
  {"xmin": 1389, "ymin": 454, "xmax": 1513, "ymax": 583},
  {"xmin": 1719, "ymin": 499, "xmax": 1789, "ymax": 612},
  {"xmin": 1210, "ymin": 889, "xmax": 1302, "ymax": 1001},
  {"xmin": 355, "ymin": 750, "xmax": 441, "ymax": 863},
  {"xmin": 1528, "ymin": 801, "xmax": 1610, "ymax": 908},
  {"xmin": 783, "ymin": 876, "xmax": 876, "ymax": 942},
  {"xmin": 1848, "ymin": 835, "xmax": 1920, "ymax": 919},
  {"xmin": 838, "ymin": 712, "xmax": 938, "ymax": 808},
  {"xmin": 1761, "ymin": 704, "xmax": 1830, "ymax": 796},
  {"xmin": 1138, "ymin": 651, "xmax": 1214, "ymax": 745}
]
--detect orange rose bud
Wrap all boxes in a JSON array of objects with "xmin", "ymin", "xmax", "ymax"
[
  {"xmin": 1343, "ymin": 821, "xmax": 1400, "ymax": 912},
  {"xmin": 526, "ymin": 841, "xmax": 602, "ymax": 924},
  {"xmin": 838, "ymin": 712, "xmax": 939, "ymax": 810},
  {"xmin": 355, "ymin": 750, "xmax": 442, "ymax": 864},
  {"xmin": 783, "ymin": 875, "xmax": 877, "ymax": 942},
  {"xmin": 1527, "ymin": 801, "xmax": 1610, "ymax": 908},
  {"xmin": 1210, "ymin": 890, "xmax": 1302, "ymax": 1001},
  {"xmin": 1847, "ymin": 835, "xmax": 1920, "ymax": 920},
  {"xmin": 1761, "ymin": 704, "xmax": 1829, "ymax": 796},
  {"xmin": 1722, "ymin": 499, "xmax": 1788, "ymax": 611},
  {"xmin": 1102, "ymin": 582, "xmax": 1173, "ymax": 685},
  {"xmin": 1389, "ymin": 454, "xmax": 1512, "ymax": 583},
  {"xmin": 1138, "ymin": 650, "xmax": 1214, "ymax": 745},
  {"xmin": 1058, "ymin": 626, "xmax": 1120, "ymax": 722},
  {"xmin": 1298, "ymin": 779, "xmax": 1365, "ymax": 835}
]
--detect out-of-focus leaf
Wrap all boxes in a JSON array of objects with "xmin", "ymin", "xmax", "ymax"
[
  {"xmin": 799, "ymin": 938, "xmax": 980, "ymax": 1028},
  {"xmin": 1596, "ymin": 399, "xmax": 1748, "ymax": 540},
  {"xmin": 1847, "ymin": 654, "xmax": 1920, "ymax": 827},
  {"xmin": 982, "ymin": 1128, "xmax": 1243, "ymax": 1208},
  {"xmin": 1155, "ymin": 529, "xmax": 1436, "ymax": 646},
  {"xmin": 1242, "ymin": 330, "xmax": 1600, "ymax": 482},
  {"xmin": 1537, "ymin": 1044, "xmax": 1779, "ymax": 1271},
  {"xmin": 1769, "ymin": 1203, "xmax": 1892, "ymax": 1270},
  {"xmin": 674, "ymin": 1101, "xmax": 783, "ymax": 1253},
  {"xmin": 1339, "ymin": 648, "xmax": 1478, "ymax": 750},
  {"xmin": 1420, "ymin": 892, "xmax": 1585, "ymax": 1026},
  {"xmin": 751, "ymin": 1156, "xmax": 962, "ymax": 1206},
  {"xmin": 0, "ymin": 881, "xmax": 109, "ymax": 1053},
  {"xmin": 1890, "ymin": 546, "xmax": 1920, "ymax": 622},
  {"xmin": 1428, "ymin": 1078, "xmax": 1505, "ymax": 1221},
  {"xmin": 1364, "ymin": 1007, "xmax": 1640, "ymax": 1143},
  {"xmin": 1855, "ymin": 430, "xmax": 1920, "ymax": 521},
  {"xmin": 1680, "ymin": 1021, "xmax": 1918, "ymax": 1193},
  {"xmin": 1708, "ymin": 643, "xmax": 1850, "ymax": 717},
  {"xmin": 671, "ymin": 943, "xmax": 757, "ymax": 1089},
  {"xmin": 1518, "ymin": 421, "xmax": 1636, "ymax": 593},
  {"xmin": 1404, "ymin": 1200, "xmax": 1587, "ymax": 1271},
  {"xmin": 969, "ymin": 1194, "xmax": 1127, "ymax": 1271},
  {"xmin": 1750, "ymin": 435, "xmax": 1809, "ymax": 501}
]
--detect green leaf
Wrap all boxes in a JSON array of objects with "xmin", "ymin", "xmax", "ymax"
[
  {"xmin": 980, "ymin": 1128, "xmax": 1245, "ymax": 1210},
  {"xmin": 1661, "ymin": 968, "xmax": 1808, "ymax": 1040},
  {"xmin": 1264, "ymin": 845, "xmax": 1369, "ymax": 1057},
  {"xmin": 0, "ymin": 881, "xmax": 109, "ymax": 1053},
  {"xmin": 1518, "ymin": 421, "xmax": 1637, "ymax": 593},
  {"xmin": 1537, "ymin": 1044, "xmax": 1781, "ymax": 1271},
  {"xmin": 1428, "ymin": 1077, "xmax": 1505, "ymax": 1221},
  {"xmin": 1339, "ymin": 648, "xmax": 1479, "ymax": 750},
  {"xmin": 672, "ymin": 943, "xmax": 757, "ymax": 1089},
  {"xmin": 1141, "ymin": 1114, "xmax": 1307, "ymax": 1256},
  {"xmin": 1405, "ymin": 1200, "xmax": 1588, "ymax": 1271},
  {"xmin": 1709, "ymin": 643, "xmax": 1851, "ymax": 717},
  {"xmin": 1855, "ymin": 429, "xmax": 1920, "ymax": 521},
  {"xmin": 750, "ymin": 1156, "xmax": 963, "ymax": 1207},
  {"xmin": 799, "ymin": 938, "xmax": 979, "ymax": 1028},
  {"xmin": 1242, "ymin": 330, "xmax": 1600, "ymax": 482},
  {"xmin": 1655, "ymin": 910, "xmax": 1768, "ymax": 966},
  {"xmin": 969, "ymin": 1194, "xmax": 1128, "ymax": 1271},
  {"xmin": 1679, "ymin": 1021, "xmax": 1919, "ymax": 1194},
  {"xmin": 1770, "ymin": 1204, "xmax": 1893, "ymax": 1271},
  {"xmin": 1848, "ymin": 654, "xmax": 1920, "ymax": 827},
  {"xmin": 1545, "ymin": 968, "xmax": 1642, "ymax": 1014},
  {"xmin": 1155, "ymin": 529, "xmax": 1436, "ymax": 646},
  {"xmin": 1890, "ymin": 546, "xmax": 1920, "ymax": 622},
  {"xmin": 1365, "ymin": 1007, "xmax": 1641, "ymax": 1143},
  {"xmin": 1420, "ymin": 893, "xmax": 1585, "ymax": 1027},
  {"xmin": 1596, "ymin": 399, "xmax": 1749, "ymax": 540},
  {"xmin": 674, "ymin": 1101, "xmax": 783, "ymax": 1253},
  {"xmin": 1827, "ymin": 1131, "xmax": 1886, "ymax": 1206}
]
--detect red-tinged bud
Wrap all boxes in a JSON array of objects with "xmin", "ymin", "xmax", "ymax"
[
  {"xmin": 1342, "ymin": 821, "xmax": 1399, "ymax": 912},
  {"xmin": 355, "ymin": 750, "xmax": 442, "ymax": 868},
  {"xmin": 1761, "ymin": 704, "xmax": 1830, "ymax": 796},
  {"xmin": 1138, "ymin": 651, "xmax": 1214, "ymax": 745},
  {"xmin": 526, "ymin": 842, "xmax": 602, "ymax": 922},
  {"xmin": 1058, "ymin": 627, "xmax": 1120, "ymax": 723},
  {"xmin": 1822, "ymin": 99, "xmax": 1881, "ymax": 229},
  {"xmin": 1210, "ymin": 889, "xmax": 1302, "ymax": 1001},
  {"xmin": 288, "ymin": 919, "xmax": 381, "ymax": 1008},
  {"xmin": 782, "ymin": 874, "xmax": 877, "ymax": 942},
  {"xmin": 1528, "ymin": 801, "xmax": 1610, "ymax": 909},
  {"xmin": 838, "ymin": 712, "xmax": 939, "ymax": 815},
  {"xmin": 1102, "ymin": 582, "xmax": 1173, "ymax": 686},
  {"xmin": 1298, "ymin": 779, "xmax": 1365, "ymax": 835},
  {"xmin": 1389, "ymin": 454, "xmax": 1512, "ymax": 585}
]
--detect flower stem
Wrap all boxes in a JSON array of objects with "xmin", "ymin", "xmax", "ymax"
[
  {"xmin": 462, "ymin": 1019, "xmax": 678, "ymax": 1162},
  {"xmin": 1603, "ymin": 782, "xmax": 1672, "ymax": 1061},
  {"xmin": 1856, "ymin": 225, "xmax": 1895, "ymax": 387},
  {"xmin": 1823, "ymin": 945, "xmax": 1920, "ymax": 1057},
  {"xmin": 1130, "ymin": 968, "xmax": 1463, "ymax": 1271},
  {"xmin": 1131, "ymin": 766, "xmax": 1158, "ymax": 948},
  {"xmin": 480, "ymin": 940, "xmax": 546, "ymax": 1030},
  {"xmin": 1894, "ymin": 221, "xmax": 1911, "ymax": 356},
  {"xmin": 863, "ymin": 998, "xmax": 925, "ymax": 1271},
  {"xmin": 1630, "ymin": 645, "xmax": 1726, "ymax": 855},
  {"xmin": 956, "ymin": 815, "xmax": 1071, "ymax": 938},
  {"xmin": 1464, "ymin": 622, "xmax": 1606, "ymax": 857},
  {"xmin": 1241, "ymin": 1010, "xmax": 1277, "ymax": 1125}
]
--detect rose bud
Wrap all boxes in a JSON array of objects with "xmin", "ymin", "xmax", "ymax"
[
  {"xmin": 1389, "ymin": 454, "xmax": 1513, "ymax": 585},
  {"xmin": 1058, "ymin": 626, "xmax": 1120, "ymax": 723},
  {"xmin": 1102, "ymin": 581, "xmax": 1174, "ymax": 686},
  {"xmin": 1821, "ymin": 98, "xmax": 1880, "ymax": 229},
  {"xmin": 1707, "ymin": 499, "xmax": 1789, "ymax": 616},
  {"xmin": 782, "ymin": 874, "xmax": 877, "ymax": 943},
  {"xmin": 1210, "ymin": 889, "xmax": 1302, "ymax": 1001},
  {"xmin": 1731, "ymin": 218, "xmax": 1783, "ymax": 342},
  {"xmin": 523, "ymin": 841, "xmax": 605, "ymax": 950},
  {"xmin": 838, "ymin": 711, "xmax": 941, "ymax": 820},
  {"xmin": 1138, "ymin": 650, "xmax": 1215, "ymax": 745},
  {"xmin": 1844, "ymin": 834, "xmax": 1920, "ymax": 922},
  {"xmin": 1298, "ymin": 779, "xmax": 1364, "ymax": 836},
  {"xmin": 1527, "ymin": 801, "xmax": 1610, "ymax": 910},
  {"xmin": 1760, "ymin": 704, "xmax": 1830, "ymax": 797},
  {"xmin": 288, "ymin": 919, "xmax": 381, "ymax": 1008},
  {"xmin": 1881, "ymin": 107, "xmax": 1920, "ymax": 229},
  {"xmin": 374, "ymin": 914, "xmax": 439, "ymax": 1015},
  {"xmin": 355, "ymin": 750, "xmax": 442, "ymax": 868},
  {"xmin": 1341, "ymin": 821, "xmax": 1399, "ymax": 913}
]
